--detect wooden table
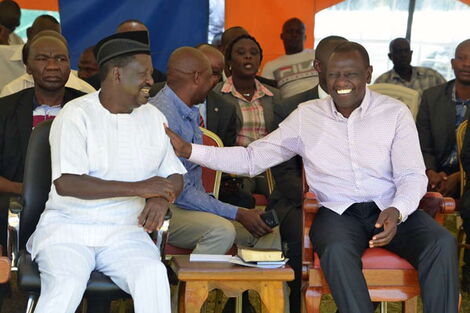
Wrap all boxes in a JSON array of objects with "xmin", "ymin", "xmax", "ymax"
[{"xmin": 171, "ymin": 255, "xmax": 294, "ymax": 313}]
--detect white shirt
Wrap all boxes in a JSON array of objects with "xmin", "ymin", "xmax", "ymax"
[
  {"xmin": 0, "ymin": 44, "xmax": 24, "ymax": 91},
  {"xmin": 8, "ymin": 32, "xmax": 24, "ymax": 45},
  {"xmin": 261, "ymin": 49, "xmax": 319, "ymax": 98},
  {"xmin": 27, "ymin": 91, "xmax": 187, "ymax": 258},
  {"xmin": 0, "ymin": 71, "xmax": 96, "ymax": 97},
  {"xmin": 189, "ymin": 89, "xmax": 427, "ymax": 222}
]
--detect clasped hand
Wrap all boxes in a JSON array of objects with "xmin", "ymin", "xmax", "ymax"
[{"xmin": 137, "ymin": 176, "xmax": 175, "ymax": 232}]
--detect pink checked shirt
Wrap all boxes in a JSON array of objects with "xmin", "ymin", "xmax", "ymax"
[{"xmin": 189, "ymin": 89, "xmax": 427, "ymax": 221}]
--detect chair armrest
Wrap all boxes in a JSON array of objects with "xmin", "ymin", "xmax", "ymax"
[
  {"xmin": 8, "ymin": 196, "xmax": 23, "ymax": 270},
  {"xmin": 418, "ymin": 192, "xmax": 455, "ymax": 225},
  {"xmin": 302, "ymin": 192, "xmax": 320, "ymax": 278},
  {"xmin": 0, "ymin": 255, "xmax": 11, "ymax": 283},
  {"xmin": 152, "ymin": 209, "xmax": 172, "ymax": 261}
]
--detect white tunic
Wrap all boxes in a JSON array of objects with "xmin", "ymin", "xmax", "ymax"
[{"xmin": 27, "ymin": 91, "xmax": 187, "ymax": 259}]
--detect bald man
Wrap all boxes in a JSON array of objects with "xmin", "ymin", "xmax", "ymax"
[
  {"xmin": 84, "ymin": 19, "xmax": 166, "ymax": 90},
  {"xmin": 150, "ymin": 43, "xmax": 237, "ymax": 147},
  {"xmin": 150, "ymin": 47, "xmax": 281, "ymax": 256},
  {"xmin": 261, "ymin": 18, "xmax": 319, "ymax": 98},
  {"xmin": 0, "ymin": 32, "xmax": 85, "ymax": 253}
]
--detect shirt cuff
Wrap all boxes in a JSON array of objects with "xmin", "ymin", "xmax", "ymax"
[
  {"xmin": 389, "ymin": 200, "xmax": 416, "ymax": 223},
  {"xmin": 189, "ymin": 143, "xmax": 205, "ymax": 163}
]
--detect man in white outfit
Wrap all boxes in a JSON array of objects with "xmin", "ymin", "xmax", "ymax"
[{"xmin": 26, "ymin": 31, "xmax": 186, "ymax": 313}]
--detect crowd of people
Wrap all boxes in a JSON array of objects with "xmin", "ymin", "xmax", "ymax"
[{"xmin": 0, "ymin": 1, "xmax": 469, "ymax": 313}]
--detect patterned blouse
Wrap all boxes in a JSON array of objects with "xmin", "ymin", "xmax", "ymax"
[{"xmin": 221, "ymin": 77, "xmax": 273, "ymax": 147}]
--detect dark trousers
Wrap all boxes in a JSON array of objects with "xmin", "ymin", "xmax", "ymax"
[{"xmin": 309, "ymin": 202, "xmax": 459, "ymax": 313}]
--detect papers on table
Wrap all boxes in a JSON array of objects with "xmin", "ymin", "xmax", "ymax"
[{"xmin": 189, "ymin": 254, "xmax": 288, "ymax": 269}]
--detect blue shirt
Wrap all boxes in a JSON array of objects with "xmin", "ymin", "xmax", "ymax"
[{"xmin": 150, "ymin": 85, "xmax": 238, "ymax": 219}]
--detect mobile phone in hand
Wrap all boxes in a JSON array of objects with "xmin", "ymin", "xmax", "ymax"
[{"xmin": 260, "ymin": 210, "xmax": 279, "ymax": 228}]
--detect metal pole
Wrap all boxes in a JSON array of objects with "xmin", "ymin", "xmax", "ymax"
[{"xmin": 406, "ymin": 0, "xmax": 417, "ymax": 41}]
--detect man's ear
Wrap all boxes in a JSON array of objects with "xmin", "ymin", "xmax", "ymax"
[
  {"xmin": 111, "ymin": 67, "xmax": 121, "ymax": 83},
  {"xmin": 26, "ymin": 63, "xmax": 32, "ymax": 75},
  {"xmin": 387, "ymin": 53, "xmax": 392, "ymax": 61},
  {"xmin": 193, "ymin": 71, "xmax": 200, "ymax": 85},
  {"xmin": 366, "ymin": 65, "xmax": 373, "ymax": 84},
  {"xmin": 313, "ymin": 59, "xmax": 321, "ymax": 72}
]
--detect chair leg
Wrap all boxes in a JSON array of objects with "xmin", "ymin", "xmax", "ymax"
[
  {"xmin": 25, "ymin": 294, "xmax": 37, "ymax": 313},
  {"xmin": 380, "ymin": 301, "xmax": 387, "ymax": 313},
  {"xmin": 402, "ymin": 296, "xmax": 418, "ymax": 313},
  {"xmin": 304, "ymin": 287, "xmax": 321, "ymax": 313}
]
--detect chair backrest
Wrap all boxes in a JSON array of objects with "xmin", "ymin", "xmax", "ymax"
[
  {"xmin": 368, "ymin": 83, "xmax": 420, "ymax": 120},
  {"xmin": 18, "ymin": 120, "xmax": 53, "ymax": 250},
  {"xmin": 457, "ymin": 120, "xmax": 468, "ymax": 197},
  {"xmin": 200, "ymin": 127, "xmax": 223, "ymax": 199}
]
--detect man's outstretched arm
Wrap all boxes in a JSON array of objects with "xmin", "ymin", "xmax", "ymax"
[{"xmin": 164, "ymin": 110, "xmax": 301, "ymax": 177}]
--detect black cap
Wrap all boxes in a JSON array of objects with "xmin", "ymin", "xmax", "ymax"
[{"xmin": 94, "ymin": 31, "xmax": 150, "ymax": 67}]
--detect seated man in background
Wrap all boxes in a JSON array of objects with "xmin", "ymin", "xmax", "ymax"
[
  {"xmin": 443, "ymin": 39, "xmax": 470, "ymax": 292},
  {"xmin": 77, "ymin": 45, "xmax": 99, "ymax": 80},
  {"xmin": 0, "ymin": 0, "xmax": 22, "ymax": 45},
  {"xmin": 83, "ymin": 19, "xmax": 166, "ymax": 90},
  {"xmin": 0, "ymin": 31, "xmax": 85, "ymax": 254},
  {"xmin": 416, "ymin": 39, "xmax": 470, "ymax": 199},
  {"xmin": 150, "ymin": 47, "xmax": 280, "ymax": 255},
  {"xmin": 150, "ymin": 43, "xmax": 237, "ymax": 147},
  {"xmin": 261, "ymin": 18, "xmax": 318, "ymax": 98},
  {"xmin": 0, "ymin": 30, "xmax": 86, "ymax": 311},
  {"xmin": 374, "ymin": 37, "xmax": 445, "ymax": 93},
  {"xmin": 0, "ymin": 31, "xmax": 96, "ymax": 96},
  {"xmin": 166, "ymin": 41, "xmax": 459, "ymax": 313},
  {"xmin": 26, "ymin": 30, "xmax": 186, "ymax": 313},
  {"xmin": 0, "ymin": 14, "xmax": 60, "ymax": 91}
]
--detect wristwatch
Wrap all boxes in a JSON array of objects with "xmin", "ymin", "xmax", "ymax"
[{"xmin": 396, "ymin": 210, "xmax": 403, "ymax": 223}]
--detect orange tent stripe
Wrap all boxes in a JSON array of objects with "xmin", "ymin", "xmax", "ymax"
[
  {"xmin": 15, "ymin": 0, "xmax": 58, "ymax": 11},
  {"xmin": 225, "ymin": 0, "xmax": 343, "ymax": 67}
]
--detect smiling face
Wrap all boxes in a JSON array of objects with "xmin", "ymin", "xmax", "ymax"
[
  {"xmin": 118, "ymin": 53, "xmax": 154, "ymax": 109},
  {"xmin": 452, "ymin": 40, "xmax": 470, "ymax": 85},
  {"xmin": 326, "ymin": 49, "xmax": 372, "ymax": 116},
  {"xmin": 229, "ymin": 38, "xmax": 261, "ymax": 79},
  {"xmin": 26, "ymin": 37, "xmax": 70, "ymax": 92}
]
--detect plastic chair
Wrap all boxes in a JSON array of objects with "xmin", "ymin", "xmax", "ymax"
[{"xmin": 369, "ymin": 83, "xmax": 420, "ymax": 120}]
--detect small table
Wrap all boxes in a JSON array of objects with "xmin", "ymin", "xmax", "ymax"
[{"xmin": 171, "ymin": 255, "xmax": 294, "ymax": 313}]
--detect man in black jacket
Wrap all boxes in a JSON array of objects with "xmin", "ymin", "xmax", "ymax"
[
  {"xmin": 423, "ymin": 39, "xmax": 470, "ymax": 291},
  {"xmin": 0, "ymin": 30, "xmax": 84, "ymax": 310}
]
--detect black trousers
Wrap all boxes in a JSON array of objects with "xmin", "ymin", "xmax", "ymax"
[{"xmin": 309, "ymin": 202, "xmax": 459, "ymax": 313}]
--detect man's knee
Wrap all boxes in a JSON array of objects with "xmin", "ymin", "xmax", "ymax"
[
  {"xmin": 318, "ymin": 240, "xmax": 362, "ymax": 267},
  {"xmin": 206, "ymin": 219, "xmax": 236, "ymax": 249},
  {"xmin": 434, "ymin": 229, "xmax": 457, "ymax": 255}
]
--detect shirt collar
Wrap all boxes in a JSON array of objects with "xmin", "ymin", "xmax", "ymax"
[
  {"xmin": 390, "ymin": 66, "xmax": 422, "ymax": 81},
  {"xmin": 452, "ymin": 80, "xmax": 470, "ymax": 105},
  {"xmin": 328, "ymin": 88, "xmax": 371, "ymax": 120},
  {"xmin": 221, "ymin": 76, "xmax": 274, "ymax": 101},
  {"xmin": 318, "ymin": 85, "xmax": 329, "ymax": 99},
  {"xmin": 162, "ymin": 84, "xmax": 198, "ymax": 120}
]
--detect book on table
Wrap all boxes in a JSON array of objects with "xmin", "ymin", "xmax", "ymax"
[{"xmin": 237, "ymin": 246, "xmax": 284, "ymax": 263}]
